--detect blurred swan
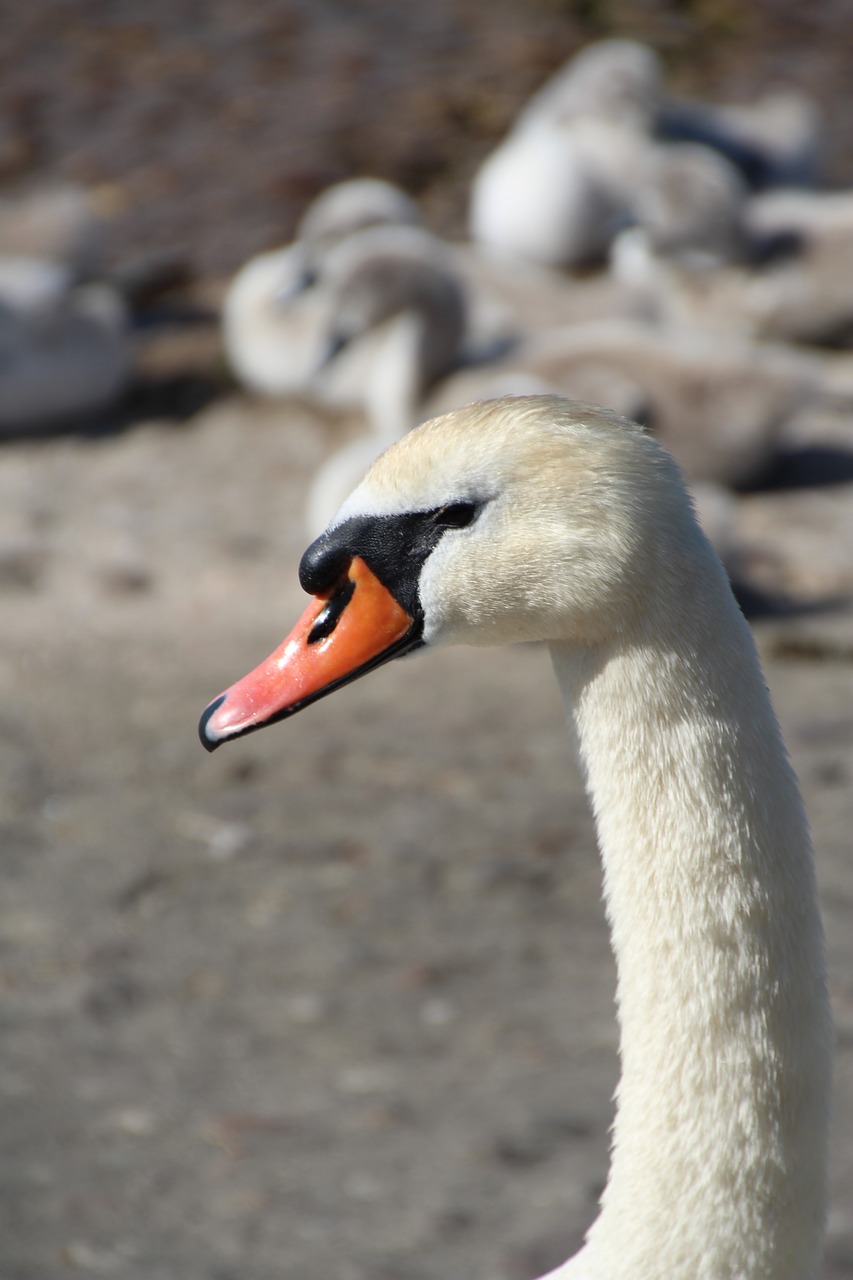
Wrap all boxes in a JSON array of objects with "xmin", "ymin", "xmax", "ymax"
[
  {"xmin": 470, "ymin": 117, "xmax": 651, "ymax": 270},
  {"xmin": 631, "ymin": 142, "xmax": 749, "ymax": 268},
  {"xmin": 291, "ymin": 177, "xmax": 421, "ymax": 292},
  {"xmin": 469, "ymin": 42, "xmax": 760, "ymax": 274},
  {"xmin": 514, "ymin": 39, "xmax": 661, "ymax": 133},
  {"xmin": 223, "ymin": 178, "xmax": 422, "ymax": 398},
  {"xmin": 0, "ymin": 257, "xmax": 130, "ymax": 432},
  {"xmin": 614, "ymin": 185, "xmax": 853, "ymax": 345},
  {"xmin": 740, "ymin": 187, "xmax": 853, "ymax": 343},
  {"xmin": 314, "ymin": 224, "xmax": 468, "ymax": 423},
  {"xmin": 470, "ymin": 41, "xmax": 661, "ymax": 269}
]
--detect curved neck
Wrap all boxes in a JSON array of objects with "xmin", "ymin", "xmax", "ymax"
[
  {"xmin": 548, "ymin": 574, "xmax": 831, "ymax": 1280},
  {"xmin": 364, "ymin": 312, "xmax": 425, "ymax": 437}
]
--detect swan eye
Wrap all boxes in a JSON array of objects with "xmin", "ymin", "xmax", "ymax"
[{"xmin": 433, "ymin": 501, "xmax": 478, "ymax": 529}]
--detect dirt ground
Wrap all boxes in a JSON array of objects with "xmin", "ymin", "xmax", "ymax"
[{"xmin": 2, "ymin": 4, "xmax": 853, "ymax": 1279}]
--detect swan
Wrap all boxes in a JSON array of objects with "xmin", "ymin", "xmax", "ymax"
[
  {"xmin": 514, "ymin": 39, "xmax": 661, "ymax": 134},
  {"xmin": 200, "ymin": 395, "xmax": 832, "ymax": 1280},
  {"xmin": 630, "ymin": 142, "xmax": 748, "ymax": 269},
  {"xmin": 0, "ymin": 257, "xmax": 130, "ymax": 432},
  {"xmin": 470, "ymin": 42, "xmax": 661, "ymax": 270},
  {"xmin": 613, "ymin": 186, "xmax": 853, "ymax": 348},
  {"xmin": 222, "ymin": 178, "xmax": 423, "ymax": 398},
  {"xmin": 469, "ymin": 115, "xmax": 651, "ymax": 271},
  {"xmin": 740, "ymin": 188, "xmax": 853, "ymax": 344},
  {"xmin": 316, "ymin": 224, "xmax": 469, "ymax": 429}
]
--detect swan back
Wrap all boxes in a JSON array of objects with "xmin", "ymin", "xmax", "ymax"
[
  {"xmin": 634, "ymin": 142, "xmax": 748, "ymax": 266},
  {"xmin": 470, "ymin": 40, "xmax": 660, "ymax": 269}
]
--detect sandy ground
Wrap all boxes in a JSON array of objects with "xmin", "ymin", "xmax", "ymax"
[{"xmin": 0, "ymin": 392, "xmax": 850, "ymax": 1280}]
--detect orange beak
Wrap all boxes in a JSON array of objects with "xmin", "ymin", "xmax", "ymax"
[{"xmin": 199, "ymin": 556, "xmax": 417, "ymax": 751}]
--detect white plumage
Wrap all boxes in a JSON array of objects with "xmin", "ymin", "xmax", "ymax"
[{"xmin": 330, "ymin": 396, "xmax": 833, "ymax": 1279}]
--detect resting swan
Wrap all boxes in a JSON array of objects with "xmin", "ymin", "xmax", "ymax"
[
  {"xmin": 0, "ymin": 258, "xmax": 130, "ymax": 432},
  {"xmin": 469, "ymin": 41, "xmax": 660, "ymax": 270},
  {"xmin": 222, "ymin": 179, "xmax": 423, "ymax": 399},
  {"xmin": 199, "ymin": 396, "xmax": 832, "ymax": 1280}
]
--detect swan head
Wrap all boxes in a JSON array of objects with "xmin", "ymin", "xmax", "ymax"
[
  {"xmin": 516, "ymin": 39, "xmax": 661, "ymax": 134},
  {"xmin": 281, "ymin": 179, "xmax": 424, "ymax": 302},
  {"xmin": 316, "ymin": 225, "xmax": 467, "ymax": 381},
  {"xmin": 199, "ymin": 395, "xmax": 704, "ymax": 750},
  {"xmin": 295, "ymin": 178, "xmax": 422, "ymax": 253}
]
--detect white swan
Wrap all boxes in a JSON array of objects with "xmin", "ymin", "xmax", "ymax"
[
  {"xmin": 470, "ymin": 41, "xmax": 661, "ymax": 269},
  {"xmin": 293, "ymin": 177, "xmax": 422, "ymax": 281},
  {"xmin": 223, "ymin": 178, "xmax": 423, "ymax": 398},
  {"xmin": 513, "ymin": 39, "xmax": 661, "ymax": 134},
  {"xmin": 200, "ymin": 395, "xmax": 832, "ymax": 1280},
  {"xmin": 316, "ymin": 224, "xmax": 469, "ymax": 428},
  {"xmin": 469, "ymin": 115, "xmax": 651, "ymax": 271}
]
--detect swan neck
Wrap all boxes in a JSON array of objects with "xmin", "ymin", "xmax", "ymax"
[
  {"xmin": 548, "ymin": 597, "xmax": 831, "ymax": 1280},
  {"xmin": 364, "ymin": 312, "xmax": 425, "ymax": 436}
]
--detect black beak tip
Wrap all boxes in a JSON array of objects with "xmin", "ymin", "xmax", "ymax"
[{"xmin": 198, "ymin": 695, "xmax": 227, "ymax": 753}]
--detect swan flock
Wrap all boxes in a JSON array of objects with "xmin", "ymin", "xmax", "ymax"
[{"xmin": 200, "ymin": 396, "xmax": 832, "ymax": 1280}]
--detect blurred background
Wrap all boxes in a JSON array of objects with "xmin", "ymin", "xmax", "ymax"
[{"xmin": 1, "ymin": 2, "xmax": 853, "ymax": 1278}]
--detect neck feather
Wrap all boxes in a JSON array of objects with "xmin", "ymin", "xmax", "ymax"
[
  {"xmin": 365, "ymin": 312, "xmax": 426, "ymax": 437},
  {"xmin": 549, "ymin": 573, "xmax": 831, "ymax": 1280}
]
